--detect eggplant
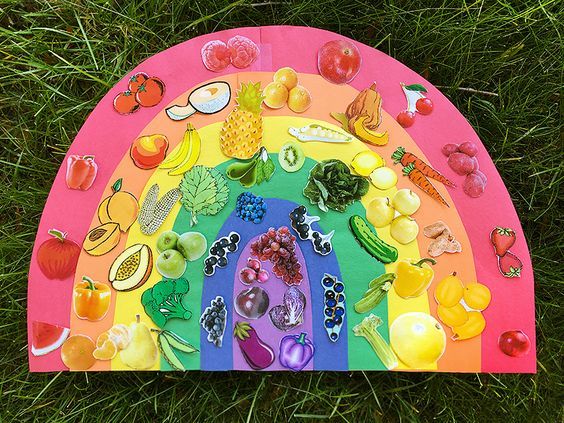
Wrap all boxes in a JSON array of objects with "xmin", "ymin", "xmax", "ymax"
[{"xmin": 233, "ymin": 321, "xmax": 275, "ymax": 370}]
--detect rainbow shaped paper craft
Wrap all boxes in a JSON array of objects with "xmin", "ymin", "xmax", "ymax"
[{"xmin": 28, "ymin": 26, "xmax": 536, "ymax": 373}]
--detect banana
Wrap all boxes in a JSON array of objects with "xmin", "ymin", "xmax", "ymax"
[
  {"xmin": 159, "ymin": 124, "xmax": 193, "ymax": 169},
  {"xmin": 168, "ymin": 123, "xmax": 201, "ymax": 176}
]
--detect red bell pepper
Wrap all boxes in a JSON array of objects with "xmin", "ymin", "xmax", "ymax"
[{"xmin": 66, "ymin": 155, "xmax": 98, "ymax": 190}]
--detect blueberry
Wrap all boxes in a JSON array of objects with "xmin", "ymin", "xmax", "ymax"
[
  {"xmin": 325, "ymin": 319, "xmax": 335, "ymax": 328},
  {"xmin": 330, "ymin": 333, "xmax": 338, "ymax": 341},
  {"xmin": 325, "ymin": 291, "xmax": 335, "ymax": 300},
  {"xmin": 336, "ymin": 293, "xmax": 345, "ymax": 303},
  {"xmin": 219, "ymin": 238, "xmax": 229, "ymax": 247},
  {"xmin": 216, "ymin": 248, "xmax": 225, "ymax": 257},
  {"xmin": 333, "ymin": 316, "xmax": 342, "ymax": 325},
  {"xmin": 230, "ymin": 233, "xmax": 240, "ymax": 243},
  {"xmin": 210, "ymin": 247, "xmax": 218, "ymax": 255},
  {"xmin": 205, "ymin": 256, "xmax": 217, "ymax": 266},
  {"xmin": 312, "ymin": 231, "xmax": 320, "ymax": 239},
  {"xmin": 326, "ymin": 298, "xmax": 337, "ymax": 308},
  {"xmin": 335, "ymin": 306, "xmax": 345, "ymax": 316},
  {"xmin": 323, "ymin": 242, "xmax": 331, "ymax": 250},
  {"xmin": 334, "ymin": 283, "xmax": 344, "ymax": 293},
  {"xmin": 227, "ymin": 243, "xmax": 237, "ymax": 252},
  {"xmin": 297, "ymin": 205, "xmax": 306, "ymax": 214},
  {"xmin": 204, "ymin": 265, "xmax": 214, "ymax": 275},
  {"xmin": 324, "ymin": 308, "xmax": 333, "ymax": 317},
  {"xmin": 322, "ymin": 276, "xmax": 334, "ymax": 287},
  {"xmin": 253, "ymin": 218, "xmax": 261, "ymax": 224},
  {"xmin": 217, "ymin": 257, "xmax": 228, "ymax": 267}
]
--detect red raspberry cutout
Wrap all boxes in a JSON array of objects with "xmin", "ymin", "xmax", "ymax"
[
  {"xmin": 227, "ymin": 36, "xmax": 259, "ymax": 69},
  {"xmin": 201, "ymin": 40, "xmax": 231, "ymax": 72}
]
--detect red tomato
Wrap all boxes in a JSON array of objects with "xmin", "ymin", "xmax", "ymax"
[
  {"xmin": 498, "ymin": 330, "xmax": 531, "ymax": 357},
  {"xmin": 135, "ymin": 77, "xmax": 165, "ymax": 107},
  {"xmin": 127, "ymin": 72, "xmax": 149, "ymax": 93},
  {"xmin": 396, "ymin": 110, "xmax": 415, "ymax": 127},
  {"xmin": 37, "ymin": 229, "xmax": 81, "ymax": 280},
  {"xmin": 416, "ymin": 98, "xmax": 434, "ymax": 115},
  {"xmin": 113, "ymin": 91, "xmax": 140, "ymax": 115}
]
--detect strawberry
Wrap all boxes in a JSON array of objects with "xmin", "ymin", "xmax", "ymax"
[
  {"xmin": 490, "ymin": 226, "xmax": 516, "ymax": 257},
  {"xmin": 497, "ymin": 251, "xmax": 523, "ymax": 278}
]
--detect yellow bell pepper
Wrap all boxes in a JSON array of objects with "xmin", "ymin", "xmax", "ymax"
[
  {"xmin": 73, "ymin": 276, "xmax": 111, "ymax": 321},
  {"xmin": 393, "ymin": 258, "xmax": 436, "ymax": 299}
]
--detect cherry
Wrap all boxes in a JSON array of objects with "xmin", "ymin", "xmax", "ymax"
[
  {"xmin": 396, "ymin": 110, "xmax": 415, "ymax": 128},
  {"xmin": 416, "ymin": 97, "xmax": 434, "ymax": 115},
  {"xmin": 498, "ymin": 330, "xmax": 531, "ymax": 357}
]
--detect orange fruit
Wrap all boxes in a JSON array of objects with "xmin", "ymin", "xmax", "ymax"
[
  {"xmin": 288, "ymin": 85, "xmax": 312, "ymax": 113},
  {"xmin": 108, "ymin": 324, "xmax": 131, "ymax": 350},
  {"xmin": 93, "ymin": 338, "xmax": 118, "ymax": 360},
  {"xmin": 263, "ymin": 82, "xmax": 288, "ymax": 109},
  {"xmin": 61, "ymin": 335, "xmax": 96, "ymax": 370},
  {"xmin": 273, "ymin": 67, "xmax": 298, "ymax": 90},
  {"xmin": 96, "ymin": 331, "xmax": 109, "ymax": 348}
]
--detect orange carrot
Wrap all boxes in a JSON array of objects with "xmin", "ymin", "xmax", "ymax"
[
  {"xmin": 392, "ymin": 146, "xmax": 455, "ymax": 187},
  {"xmin": 403, "ymin": 163, "xmax": 449, "ymax": 207}
]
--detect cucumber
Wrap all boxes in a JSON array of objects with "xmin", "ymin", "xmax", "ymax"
[{"xmin": 349, "ymin": 215, "xmax": 399, "ymax": 263}]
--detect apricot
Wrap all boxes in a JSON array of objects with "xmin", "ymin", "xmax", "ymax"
[
  {"xmin": 288, "ymin": 85, "xmax": 312, "ymax": 113},
  {"xmin": 263, "ymin": 82, "xmax": 288, "ymax": 109},
  {"xmin": 273, "ymin": 67, "xmax": 298, "ymax": 90}
]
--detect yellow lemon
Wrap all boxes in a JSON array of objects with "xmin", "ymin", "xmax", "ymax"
[
  {"xmin": 370, "ymin": 167, "xmax": 397, "ymax": 190},
  {"xmin": 434, "ymin": 272, "xmax": 464, "ymax": 307},
  {"xmin": 389, "ymin": 312, "xmax": 446, "ymax": 368}
]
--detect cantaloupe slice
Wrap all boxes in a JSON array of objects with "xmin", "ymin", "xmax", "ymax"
[{"xmin": 109, "ymin": 244, "xmax": 152, "ymax": 291}]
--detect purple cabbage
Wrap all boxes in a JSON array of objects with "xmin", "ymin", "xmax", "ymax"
[{"xmin": 269, "ymin": 286, "xmax": 306, "ymax": 331}]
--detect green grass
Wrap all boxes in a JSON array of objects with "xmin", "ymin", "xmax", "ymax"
[{"xmin": 0, "ymin": 1, "xmax": 562, "ymax": 421}]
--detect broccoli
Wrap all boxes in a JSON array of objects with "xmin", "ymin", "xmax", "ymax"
[{"xmin": 141, "ymin": 278, "xmax": 192, "ymax": 328}]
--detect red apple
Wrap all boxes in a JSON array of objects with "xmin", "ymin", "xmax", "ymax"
[
  {"xmin": 318, "ymin": 40, "xmax": 361, "ymax": 84},
  {"xmin": 36, "ymin": 229, "xmax": 81, "ymax": 280},
  {"xmin": 498, "ymin": 330, "xmax": 531, "ymax": 357},
  {"xmin": 130, "ymin": 134, "xmax": 169, "ymax": 169}
]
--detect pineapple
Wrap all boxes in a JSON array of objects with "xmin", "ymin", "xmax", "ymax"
[{"xmin": 220, "ymin": 82, "xmax": 265, "ymax": 159}]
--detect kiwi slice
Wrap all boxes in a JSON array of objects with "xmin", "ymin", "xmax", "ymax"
[{"xmin": 278, "ymin": 141, "xmax": 305, "ymax": 172}]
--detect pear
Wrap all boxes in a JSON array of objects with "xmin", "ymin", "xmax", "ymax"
[{"xmin": 120, "ymin": 315, "xmax": 158, "ymax": 370}]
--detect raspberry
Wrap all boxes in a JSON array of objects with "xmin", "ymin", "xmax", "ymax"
[
  {"xmin": 201, "ymin": 40, "xmax": 231, "ymax": 72},
  {"xmin": 227, "ymin": 36, "xmax": 259, "ymax": 69}
]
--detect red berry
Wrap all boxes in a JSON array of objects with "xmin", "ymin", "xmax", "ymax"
[
  {"xmin": 227, "ymin": 35, "xmax": 259, "ymax": 69},
  {"xmin": 396, "ymin": 110, "xmax": 415, "ymax": 127},
  {"xmin": 416, "ymin": 97, "xmax": 433, "ymax": 115},
  {"xmin": 201, "ymin": 40, "xmax": 231, "ymax": 72},
  {"xmin": 498, "ymin": 330, "xmax": 531, "ymax": 357}
]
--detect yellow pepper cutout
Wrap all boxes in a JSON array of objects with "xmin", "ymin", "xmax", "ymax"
[
  {"xmin": 393, "ymin": 258, "xmax": 436, "ymax": 299},
  {"xmin": 73, "ymin": 276, "xmax": 111, "ymax": 321}
]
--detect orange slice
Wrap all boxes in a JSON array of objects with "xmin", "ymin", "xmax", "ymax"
[
  {"xmin": 61, "ymin": 334, "xmax": 96, "ymax": 370},
  {"xmin": 96, "ymin": 331, "xmax": 109, "ymax": 348},
  {"xmin": 93, "ymin": 338, "xmax": 118, "ymax": 360}
]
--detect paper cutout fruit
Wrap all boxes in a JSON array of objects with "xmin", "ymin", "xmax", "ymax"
[
  {"xmin": 220, "ymin": 82, "xmax": 264, "ymax": 159},
  {"xmin": 353, "ymin": 314, "xmax": 398, "ymax": 370},
  {"xmin": 156, "ymin": 230, "xmax": 179, "ymax": 253},
  {"xmin": 369, "ymin": 167, "xmax": 397, "ymax": 190},
  {"xmin": 65, "ymin": 155, "xmax": 98, "ymax": 190},
  {"xmin": 156, "ymin": 249, "xmax": 186, "ymax": 279},
  {"xmin": 98, "ymin": 179, "xmax": 139, "ymax": 232},
  {"xmin": 83, "ymin": 222, "xmax": 120, "ymax": 256},
  {"xmin": 128, "ymin": 72, "xmax": 148, "ymax": 93},
  {"xmin": 135, "ymin": 77, "xmax": 165, "ymax": 107},
  {"xmin": 390, "ymin": 215, "xmax": 419, "ymax": 244},
  {"xmin": 452, "ymin": 311, "xmax": 486, "ymax": 340},
  {"xmin": 274, "ymin": 67, "xmax": 298, "ymax": 90},
  {"xmin": 60, "ymin": 334, "xmax": 96, "ymax": 370},
  {"xmin": 119, "ymin": 315, "xmax": 158, "ymax": 370},
  {"xmin": 318, "ymin": 39, "xmax": 361, "ymax": 84},
  {"xmin": 490, "ymin": 227, "xmax": 517, "ymax": 256},
  {"xmin": 263, "ymin": 81, "xmax": 288, "ymax": 109},
  {"xmin": 278, "ymin": 142, "xmax": 305, "ymax": 172},
  {"xmin": 228, "ymin": 35, "xmax": 259, "ymax": 68},
  {"xmin": 73, "ymin": 276, "xmax": 111, "ymax": 322},
  {"xmin": 279, "ymin": 332, "xmax": 315, "ymax": 371},
  {"xmin": 463, "ymin": 283, "xmax": 491, "ymax": 310},
  {"xmin": 159, "ymin": 123, "xmax": 201, "ymax": 176},
  {"xmin": 437, "ymin": 303, "xmax": 468, "ymax": 327},
  {"xmin": 37, "ymin": 229, "xmax": 81, "ymax": 279},
  {"xmin": 235, "ymin": 286, "xmax": 269, "ymax": 319},
  {"xmin": 130, "ymin": 134, "xmax": 169, "ymax": 169},
  {"xmin": 396, "ymin": 83, "xmax": 433, "ymax": 127},
  {"xmin": 108, "ymin": 244, "xmax": 153, "ymax": 291},
  {"xmin": 498, "ymin": 330, "xmax": 531, "ymax": 357},
  {"xmin": 93, "ymin": 336, "xmax": 118, "ymax": 360},
  {"xmin": 269, "ymin": 286, "xmax": 305, "ymax": 331},
  {"xmin": 200, "ymin": 296, "xmax": 227, "ymax": 347},
  {"xmin": 392, "ymin": 189, "xmax": 421, "ymax": 216},
  {"xmin": 434, "ymin": 272, "xmax": 464, "ymax": 308},
  {"xmin": 390, "ymin": 312, "xmax": 446, "ymax": 368},
  {"xmin": 350, "ymin": 150, "xmax": 385, "ymax": 176},
  {"xmin": 288, "ymin": 85, "xmax": 312, "ymax": 113},
  {"xmin": 95, "ymin": 324, "xmax": 131, "ymax": 360},
  {"xmin": 234, "ymin": 321, "xmax": 275, "ymax": 370},
  {"xmin": 177, "ymin": 232, "xmax": 207, "ymax": 261},
  {"xmin": 153, "ymin": 329, "xmax": 198, "ymax": 370},
  {"xmin": 289, "ymin": 124, "xmax": 352, "ymax": 144},
  {"xmin": 349, "ymin": 215, "xmax": 398, "ymax": 263},
  {"xmin": 141, "ymin": 278, "xmax": 192, "ymax": 328},
  {"xmin": 366, "ymin": 197, "xmax": 395, "ymax": 228},
  {"xmin": 113, "ymin": 91, "xmax": 140, "ymax": 115},
  {"xmin": 201, "ymin": 40, "xmax": 231, "ymax": 72},
  {"xmin": 31, "ymin": 321, "xmax": 70, "ymax": 356},
  {"xmin": 166, "ymin": 81, "xmax": 231, "ymax": 121}
]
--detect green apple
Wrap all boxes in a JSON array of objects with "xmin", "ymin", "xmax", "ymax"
[
  {"xmin": 177, "ymin": 232, "xmax": 207, "ymax": 261},
  {"xmin": 392, "ymin": 189, "xmax": 421, "ymax": 216},
  {"xmin": 366, "ymin": 197, "xmax": 395, "ymax": 228},
  {"xmin": 390, "ymin": 215, "xmax": 419, "ymax": 244},
  {"xmin": 156, "ymin": 231, "xmax": 179, "ymax": 253},
  {"xmin": 156, "ymin": 250, "xmax": 186, "ymax": 279}
]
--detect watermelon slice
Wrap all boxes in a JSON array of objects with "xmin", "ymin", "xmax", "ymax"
[{"xmin": 31, "ymin": 321, "xmax": 70, "ymax": 356}]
